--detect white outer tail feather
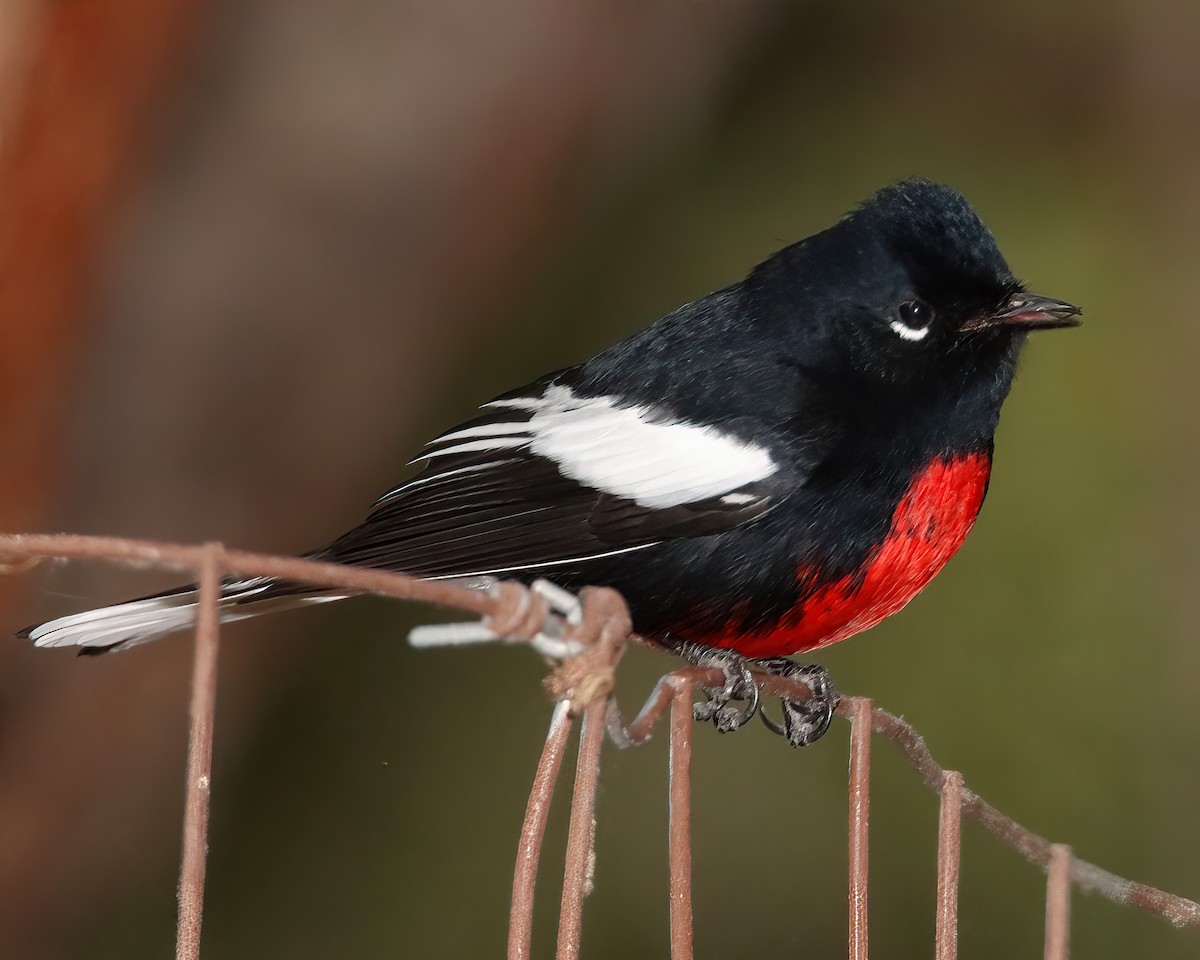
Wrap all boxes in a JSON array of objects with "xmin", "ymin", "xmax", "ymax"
[{"xmin": 26, "ymin": 578, "xmax": 345, "ymax": 651}]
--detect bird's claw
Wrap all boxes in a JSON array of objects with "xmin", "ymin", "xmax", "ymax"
[
  {"xmin": 677, "ymin": 644, "xmax": 762, "ymax": 733},
  {"xmin": 755, "ymin": 658, "xmax": 838, "ymax": 747}
]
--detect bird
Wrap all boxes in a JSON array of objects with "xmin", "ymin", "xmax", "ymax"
[{"xmin": 22, "ymin": 177, "xmax": 1080, "ymax": 745}]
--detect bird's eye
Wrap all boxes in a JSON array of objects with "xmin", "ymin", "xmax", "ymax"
[
  {"xmin": 889, "ymin": 300, "xmax": 935, "ymax": 342},
  {"xmin": 899, "ymin": 300, "xmax": 934, "ymax": 326}
]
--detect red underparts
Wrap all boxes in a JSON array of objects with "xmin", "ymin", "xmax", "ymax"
[{"xmin": 708, "ymin": 452, "xmax": 992, "ymax": 658}]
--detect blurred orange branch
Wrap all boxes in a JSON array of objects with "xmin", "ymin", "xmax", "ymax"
[{"xmin": 0, "ymin": 1, "xmax": 201, "ymax": 533}]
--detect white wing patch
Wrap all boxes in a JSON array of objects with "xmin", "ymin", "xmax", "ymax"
[{"xmin": 407, "ymin": 384, "xmax": 777, "ymax": 510}]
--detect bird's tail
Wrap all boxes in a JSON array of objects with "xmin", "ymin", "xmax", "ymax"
[{"xmin": 19, "ymin": 577, "xmax": 347, "ymax": 654}]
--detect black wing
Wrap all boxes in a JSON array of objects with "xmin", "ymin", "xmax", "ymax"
[{"xmin": 314, "ymin": 382, "xmax": 795, "ymax": 580}]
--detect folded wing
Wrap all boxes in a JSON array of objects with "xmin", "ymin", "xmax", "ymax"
[{"xmin": 318, "ymin": 380, "xmax": 788, "ymax": 579}]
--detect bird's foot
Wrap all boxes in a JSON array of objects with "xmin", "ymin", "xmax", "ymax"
[
  {"xmin": 675, "ymin": 643, "xmax": 761, "ymax": 734},
  {"xmin": 755, "ymin": 658, "xmax": 839, "ymax": 747}
]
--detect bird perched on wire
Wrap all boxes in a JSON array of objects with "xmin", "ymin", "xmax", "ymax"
[{"xmin": 23, "ymin": 178, "xmax": 1079, "ymax": 745}]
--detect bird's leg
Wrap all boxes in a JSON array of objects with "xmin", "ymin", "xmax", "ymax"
[
  {"xmin": 754, "ymin": 658, "xmax": 839, "ymax": 747},
  {"xmin": 673, "ymin": 642, "xmax": 761, "ymax": 733}
]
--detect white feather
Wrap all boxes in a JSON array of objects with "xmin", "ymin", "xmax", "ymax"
[
  {"xmin": 414, "ymin": 436, "xmax": 529, "ymax": 463},
  {"xmin": 376, "ymin": 461, "xmax": 497, "ymax": 504},
  {"xmin": 407, "ymin": 385, "xmax": 776, "ymax": 511},
  {"xmin": 430, "ymin": 421, "xmax": 530, "ymax": 445},
  {"xmin": 526, "ymin": 387, "xmax": 776, "ymax": 509},
  {"xmin": 27, "ymin": 578, "xmax": 340, "ymax": 650},
  {"xmin": 482, "ymin": 397, "xmax": 544, "ymax": 410},
  {"xmin": 423, "ymin": 542, "xmax": 657, "ymax": 580}
]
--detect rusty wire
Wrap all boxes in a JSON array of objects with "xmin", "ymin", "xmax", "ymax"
[
  {"xmin": 556, "ymin": 698, "xmax": 607, "ymax": 960},
  {"xmin": 174, "ymin": 542, "xmax": 222, "ymax": 960},
  {"xmin": 0, "ymin": 532, "xmax": 509, "ymax": 957},
  {"xmin": 508, "ymin": 700, "xmax": 574, "ymax": 960},
  {"xmin": 4, "ymin": 532, "xmax": 1200, "ymax": 958},
  {"xmin": 1045, "ymin": 844, "xmax": 1073, "ymax": 960},
  {"xmin": 0, "ymin": 533, "xmax": 499, "ymax": 617},
  {"xmin": 855, "ymin": 701, "xmax": 1200, "ymax": 927},
  {"xmin": 847, "ymin": 697, "xmax": 873, "ymax": 960},
  {"xmin": 935, "ymin": 770, "xmax": 964, "ymax": 960},
  {"xmin": 667, "ymin": 680, "xmax": 695, "ymax": 960}
]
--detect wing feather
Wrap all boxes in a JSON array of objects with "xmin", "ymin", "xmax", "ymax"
[{"xmin": 316, "ymin": 381, "xmax": 789, "ymax": 579}]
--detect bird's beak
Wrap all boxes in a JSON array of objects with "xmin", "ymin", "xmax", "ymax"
[{"xmin": 969, "ymin": 292, "xmax": 1082, "ymax": 332}]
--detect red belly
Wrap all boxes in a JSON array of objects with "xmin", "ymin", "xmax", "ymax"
[{"xmin": 708, "ymin": 453, "xmax": 991, "ymax": 658}]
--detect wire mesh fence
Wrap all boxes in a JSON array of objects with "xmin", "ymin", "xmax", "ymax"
[{"xmin": 2, "ymin": 531, "xmax": 1198, "ymax": 960}]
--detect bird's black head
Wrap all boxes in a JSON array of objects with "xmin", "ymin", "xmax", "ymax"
[{"xmin": 748, "ymin": 178, "xmax": 1080, "ymax": 390}]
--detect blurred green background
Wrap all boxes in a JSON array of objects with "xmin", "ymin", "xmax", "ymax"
[{"xmin": 4, "ymin": 0, "xmax": 1199, "ymax": 957}]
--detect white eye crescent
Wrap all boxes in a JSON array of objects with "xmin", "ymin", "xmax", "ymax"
[
  {"xmin": 889, "ymin": 319, "xmax": 930, "ymax": 341},
  {"xmin": 890, "ymin": 299, "xmax": 934, "ymax": 342}
]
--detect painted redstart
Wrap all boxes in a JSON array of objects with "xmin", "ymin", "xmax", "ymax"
[{"xmin": 23, "ymin": 178, "xmax": 1080, "ymax": 744}]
